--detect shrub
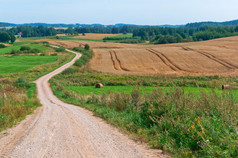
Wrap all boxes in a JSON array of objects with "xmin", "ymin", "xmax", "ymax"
[
  {"xmin": 73, "ymin": 47, "xmax": 84, "ymax": 52},
  {"xmin": 0, "ymin": 44, "xmax": 6, "ymax": 48},
  {"xmin": 84, "ymin": 44, "xmax": 90, "ymax": 50},
  {"xmin": 20, "ymin": 46, "xmax": 31, "ymax": 51},
  {"xmin": 51, "ymin": 53, "xmax": 58, "ymax": 56},
  {"xmin": 15, "ymin": 77, "xmax": 31, "ymax": 88},
  {"xmin": 30, "ymin": 48, "xmax": 40, "ymax": 54},
  {"xmin": 56, "ymin": 47, "xmax": 65, "ymax": 52},
  {"xmin": 39, "ymin": 53, "xmax": 46, "ymax": 56},
  {"xmin": 62, "ymin": 68, "xmax": 77, "ymax": 75},
  {"xmin": 42, "ymin": 41, "xmax": 49, "ymax": 45},
  {"xmin": 74, "ymin": 59, "xmax": 83, "ymax": 67},
  {"xmin": 10, "ymin": 49, "xmax": 21, "ymax": 54}
]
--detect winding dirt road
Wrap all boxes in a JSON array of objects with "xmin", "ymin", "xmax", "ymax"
[{"xmin": 0, "ymin": 48, "xmax": 165, "ymax": 157}]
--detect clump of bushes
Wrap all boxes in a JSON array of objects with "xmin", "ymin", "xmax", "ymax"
[
  {"xmin": 10, "ymin": 49, "xmax": 21, "ymax": 54},
  {"xmin": 73, "ymin": 47, "xmax": 84, "ymax": 52},
  {"xmin": 84, "ymin": 44, "xmax": 90, "ymax": 50},
  {"xmin": 0, "ymin": 44, "xmax": 6, "ymax": 48},
  {"xmin": 73, "ymin": 49, "xmax": 92, "ymax": 67},
  {"xmin": 55, "ymin": 47, "xmax": 65, "ymax": 52},
  {"xmin": 20, "ymin": 46, "xmax": 31, "ymax": 51},
  {"xmin": 10, "ymin": 46, "xmax": 41, "ymax": 54},
  {"xmin": 62, "ymin": 67, "xmax": 77, "ymax": 75},
  {"xmin": 50, "ymin": 53, "xmax": 58, "ymax": 56},
  {"xmin": 15, "ymin": 77, "xmax": 31, "ymax": 88},
  {"xmin": 30, "ymin": 48, "xmax": 41, "ymax": 53}
]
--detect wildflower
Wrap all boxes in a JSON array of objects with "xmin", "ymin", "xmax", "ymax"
[
  {"xmin": 190, "ymin": 125, "xmax": 195, "ymax": 130},
  {"xmin": 198, "ymin": 132, "xmax": 203, "ymax": 136},
  {"xmin": 195, "ymin": 117, "xmax": 200, "ymax": 123}
]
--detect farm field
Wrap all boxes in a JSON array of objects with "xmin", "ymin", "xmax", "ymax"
[
  {"xmin": 90, "ymin": 36, "xmax": 238, "ymax": 76},
  {"xmin": 39, "ymin": 36, "xmax": 238, "ymax": 76}
]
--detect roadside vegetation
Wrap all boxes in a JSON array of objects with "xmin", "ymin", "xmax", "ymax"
[
  {"xmin": 0, "ymin": 42, "xmax": 74, "ymax": 132},
  {"xmin": 50, "ymin": 49, "xmax": 238, "ymax": 157}
]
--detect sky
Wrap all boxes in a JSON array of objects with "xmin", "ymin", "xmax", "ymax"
[{"xmin": 0, "ymin": 0, "xmax": 238, "ymax": 25}]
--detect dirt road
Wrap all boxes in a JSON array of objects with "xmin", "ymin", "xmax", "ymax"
[{"xmin": 0, "ymin": 48, "xmax": 164, "ymax": 158}]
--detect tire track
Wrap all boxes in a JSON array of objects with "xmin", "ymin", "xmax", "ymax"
[
  {"xmin": 146, "ymin": 48, "xmax": 183, "ymax": 71},
  {"xmin": 109, "ymin": 51, "xmax": 120, "ymax": 70},
  {"xmin": 112, "ymin": 51, "xmax": 130, "ymax": 71},
  {"xmin": 182, "ymin": 47, "xmax": 238, "ymax": 69}
]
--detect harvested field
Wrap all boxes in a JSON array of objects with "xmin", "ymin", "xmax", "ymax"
[
  {"xmin": 40, "ymin": 36, "xmax": 238, "ymax": 76},
  {"xmin": 72, "ymin": 33, "xmax": 120, "ymax": 40}
]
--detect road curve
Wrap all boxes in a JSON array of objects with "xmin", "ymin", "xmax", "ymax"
[{"xmin": 0, "ymin": 47, "xmax": 165, "ymax": 158}]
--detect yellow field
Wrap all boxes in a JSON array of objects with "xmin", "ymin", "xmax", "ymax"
[{"xmin": 40, "ymin": 36, "xmax": 238, "ymax": 76}]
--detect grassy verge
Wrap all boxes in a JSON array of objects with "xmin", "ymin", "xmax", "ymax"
[{"xmin": 50, "ymin": 51, "xmax": 238, "ymax": 157}]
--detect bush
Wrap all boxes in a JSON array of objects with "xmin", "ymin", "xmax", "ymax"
[
  {"xmin": 55, "ymin": 47, "xmax": 65, "ymax": 52},
  {"xmin": 20, "ymin": 46, "xmax": 31, "ymax": 51},
  {"xmin": 84, "ymin": 44, "xmax": 90, "ymax": 50},
  {"xmin": 62, "ymin": 68, "xmax": 77, "ymax": 75},
  {"xmin": 42, "ymin": 41, "xmax": 49, "ymax": 45},
  {"xmin": 0, "ymin": 44, "xmax": 6, "ymax": 48},
  {"xmin": 10, "ymin": 49, "xmax": 21, "ymax": 54},
  {"xmin": 30, "ymin": 48, "xmax": 40, "ymax": 54},
  {"xmin": 74, "ymin": 59, "xmax": 83, "ymax": 67},
  {"xmin": 73, "ymin": 47, "xmax": 84, "ymax": 52},
  {"xmin": 15, "ymin": 77, "xmax": 31, "ymax": 88},
  {"xmin": 39, "ymin": 53, "xmax": 46, "ymax": 56},
  {"xmin": 51, "ymin": 53, "xmax": 58, "ymax": 56}
]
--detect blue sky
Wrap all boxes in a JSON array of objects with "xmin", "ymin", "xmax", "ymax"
[{"xmin": 1, "ymin": 0, "xmax": 238, "ymax": 25}]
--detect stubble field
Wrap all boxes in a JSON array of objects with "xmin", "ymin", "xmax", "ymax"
[{"xmin": 40, "ymin": 36, "xmax": 238, "ymax": 76}]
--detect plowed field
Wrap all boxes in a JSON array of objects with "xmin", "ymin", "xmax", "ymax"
[{"xmin": 41, "ymin": 36, "xmax": 238, "ymax": 76}]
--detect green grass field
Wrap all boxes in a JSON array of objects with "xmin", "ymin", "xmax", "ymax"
[
  {"xmin": 0, "ymin": 55, "xmax": 59, "ymax": 74},
  {"xmin": 0, "ymin": 44, "xmax": 48, "ymax": 54}
]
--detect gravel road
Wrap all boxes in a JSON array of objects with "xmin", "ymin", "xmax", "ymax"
[{"xmin": 0, "ymin": 47, "xmax": 165, "ymax": 158}]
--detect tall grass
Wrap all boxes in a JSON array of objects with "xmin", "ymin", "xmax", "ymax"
[{"xmin": 51, "ymin": 83, "xmax": 238, "ymax": 157}]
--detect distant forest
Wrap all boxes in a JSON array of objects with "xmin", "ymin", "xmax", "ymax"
[{"xmin": 1, "ymin": 19, "xmax": 238, "ymax": 44}]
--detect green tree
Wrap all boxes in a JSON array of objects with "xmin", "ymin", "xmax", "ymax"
[
  {"xmin": 0, "ymin": 31, "xmax": 10, "ymax": 43},
  {"xmin": 112, "ymin": 27, "xmax": 119, "ymax": 34},
  {"xmin": 10, "ymin": 34, "xmax": 16, "ymax": 44},
  {"xmin": 84, "ymin": 44, "xmax": 90, "ymax": 50}
]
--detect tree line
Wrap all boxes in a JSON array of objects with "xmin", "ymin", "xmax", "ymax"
[
  {"xmin": 132, "ymin": 25, "xmax": 238, "ymax": 44},
  {"xmin": 1, "ymin": 24, "xmax": 238, "ymax": 44}
]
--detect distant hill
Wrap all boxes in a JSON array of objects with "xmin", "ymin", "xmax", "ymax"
[
  {"xmin": 186, "ymin": 19, "xmax": 238, "ymax": 28},
  {"xmin": 0, "ymin": 22, "xmax": 16, "ymax": 27},
  {"xmin": 1, "ymin": 19, "xmax": 238, "ymax": 28},
  {"xmin": 0, "ymin": 22, "xmax": 184, "ymax": 28}
]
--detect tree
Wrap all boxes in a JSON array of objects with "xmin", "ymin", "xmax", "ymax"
[
  {"xmin": 84, "ymin": 44, "xmax": 90, "ymax": 50},
  {"xmin": 0, "ymin": 31, "xmax": 10, "ymax": 43},
  {"xmin": 235, "ymin": 25, "xmax": 238, "ymax": 32},
  {"xmin": 10, "ymin": 34, "xmax": 16, "ymax": 44},
  {"xmin": 112, "ymin": 27, "xmax": 119, "ymax": 34}
]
